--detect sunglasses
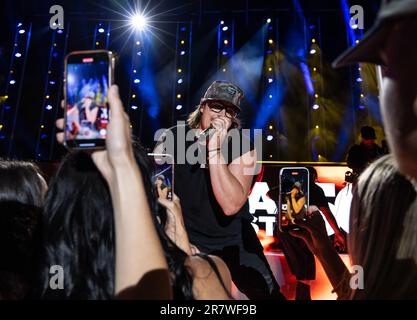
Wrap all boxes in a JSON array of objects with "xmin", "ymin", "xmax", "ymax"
[{"xmin": 207, "ymin": 102, "xmax": 239, "ymax": 119}]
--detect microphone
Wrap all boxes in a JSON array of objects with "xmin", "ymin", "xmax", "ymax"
[{"xmin": 197, "ymin": 125, "xmax": 215, "ymax": 141}]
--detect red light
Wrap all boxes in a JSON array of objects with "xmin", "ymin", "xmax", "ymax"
[{"xmin": 83, "ymin": 57, "xmax": 94, "ymax": 63}]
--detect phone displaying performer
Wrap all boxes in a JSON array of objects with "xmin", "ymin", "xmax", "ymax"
[
  {"xmin": 278, "ymin": 167, "xmax": 310, "ymax": 232},
  {"xmin": 64, "ymin": 50, "xmax": 114, "ymax": 149}
]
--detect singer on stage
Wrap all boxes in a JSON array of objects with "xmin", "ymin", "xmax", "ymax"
[{"xmin": 155, "ymin": 81, "xmax": 285, "ymax": 299}]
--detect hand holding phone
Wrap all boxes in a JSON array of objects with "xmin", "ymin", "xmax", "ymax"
[{"xmin": 64, "ymin": 50, "xmax": 114, "ymax": 149}]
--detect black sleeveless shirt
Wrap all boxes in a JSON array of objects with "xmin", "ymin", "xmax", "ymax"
[{"xmin": 161, "ymin": 124, "xmax": 255, "ymax": 250}]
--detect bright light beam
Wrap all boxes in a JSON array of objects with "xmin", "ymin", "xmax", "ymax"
[{"xmin": 130, "ymin": 13, "xmax": 148, "ymax": 31}]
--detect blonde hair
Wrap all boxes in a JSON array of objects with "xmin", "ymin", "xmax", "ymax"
[{"xmin": 186, "ymin": 102, "xmax": 241, "ymax": 129}]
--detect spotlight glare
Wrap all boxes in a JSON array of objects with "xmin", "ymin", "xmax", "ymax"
[
  {"xmin": 136, "ymin": 41, "xmax": 141, "ymax": 45},
  {"xmin": 310, "ymin": 49, "xmax": 316, "ymax": 54},
  {"xmin": 268, "ymin": 125, "xmax": 273, "ymax": 130},
  {"xmin": 315, "ymin": 125, "xmax": 319, "ymax": 129},
  {"xmin": 312, "ymin": 38, "xmax": 316, "ymax": 43},
  {"xmin": 15, "ymin": 53, "xmax": 22, "ymax": 58},
  {"xmin": 98, "ymin": 28, "xmax": 105, "ymax": 33},
  {"xmin": 131, "ymin": 105, "xmax": 138, "ymax": 110},
  {"xmin": 268, "ymin": 78, "xmax": 273, "ymax": 83},
  {"xmin": 9, "ymin": 80, "xmax": 16, "ymax": 85},
  {"xmin": 352, "ymin": 24, "xmax": 358, "ymax": 29},
  {"xmin": 269, "ymin": 94, "xmax": 273, "ymax": 99},
  {"xmin": 57, "ymin": 29, "xmax": 63, "ymax": 34},
  {"xmin": 267, "ymin": 135, "xmax": 273, "ymax": 141},
  {"xmin": 46, "ymin": 105, "xmax": 53, "ymax": 110},
  {"xmin": 134, "ymin": 79, "xmax": 140, "ymax": 84},
  {"xmin": 356, "ymin": 77, "xmax": 363, "ymax": 82},
  {"xmin": 224, "ymin": 39, "xmax": 228, "ymax": 45},
  {"xmin": 17, "ymin": 23, "xmax": 22, "ymax": 27},
  {"xmin": 176, "ymin": 104, "xmax": 183, "ymax": 110},
  {"xmin": 312, "ymin": 104, "xmax": 320, "ymax": 110},
  {"xmin": 267, "ymin": 18, "xmax": 271, "ymax": 23},
  {"xmin": 177, "ymin": 94, "xmax": 181, "ymax": 99},
  {"xmin": 314, "ymin": 93, "xmax": 319, "ymax": 98},
  {"xmin": 180, "ymin": 50, "xmax": 185, "ymax": 55},
  {"xmin": 130, "ymin": 13, "xmax": 148, "ymax": 31},
  {"xmin": 222, "ymin": 26, "xmax": 228, "ymax": 31},
  {"xmin": 222, "ymin": 68, "xmax": 226, "ymax": 72},
  {"xmin": 268, "ymin": 39, "xmax": 273, "ymax": 44},
  {"xmin": 177, "ymin": 78, "xmax": 183, "ymax": 84},
  {"xmin": 19, "ymin": 29, "xmax": 25, "ymax": 34},
  {"xmin": 359, "ymin": 105, "xmax": 365, "ymax": 109},
  {"xmin": 220, "ymin": 20, "xmax": 225, "ymax": 25},
  {"xmin": 178, "ymin": 68, "xmax": 182, "ymax": 73}
]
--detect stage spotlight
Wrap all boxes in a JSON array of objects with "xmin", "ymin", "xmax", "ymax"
[
  {"xmin": 310, "ymin": 49, "xmax": 316, "ymax": 54},
  {"xmin": 180, "ymin": 51, "xmax": 185, "ymax": 55},
  {"xmin": 57, "ymin": 30, "xmax": 63, "ymax": 34},
  {"xmin": 315, "ymin": 125, "xmax": 319, "ymax": 129},
  {"xmin": 224, "ymin": 39, "xmax": 228, "ymax": 45},
  {"xmin": 19, "ymin": 29, "xmax": 25, "ymax": 34},
  {"xmin": 220, "ymin": 20, "xmax": 225, "ymax": 25},
  {"xmin": 130, "ymin": 13, "xmax": 148, "ymax": 31},
  {"xmin": 15, "ymin": 53, "xmax": 22, "ymax": 58},
  {"xmin": 222, "ymin": 68, "xmax": 226, "ymax": 72},
  {"xmin": 98, "ymin": 28, "xmax": 105, "ymax": 33},
  {"xmin": 17, "ymin": 23, "xmax": 22, "ymax": 27},
  {"xmin": 313, "ymin": 67, "xmax": 317, "ymax": 72},
  {"xmin": 222, "ymin": 51, "xmax": 228, "ymax": 55},
  {"xmin": 268, "ymin": 39, "xmax": 273, "ymax": 44},
  {"xmin": 9, "ymin": 80, "xmax": 16, "ymax": 85},
  {"xmin": 267, "ymin": 135, "xmax": 273, "ymax": 141},
  {"xmin": 136, "ymin": 41, "xmax": 141, "ymax": 45},
  {"xmin": 355, "ymin": 40, "xmax": 360, "ymax": 44},
  {"xmin": 178, "ymin": 68, "xmax": 182, "ymax": 73},
  {"xmin": 314, "ymin": 93, "xmax": 319, "ymax": 98},
  {"xmin": 268, "ymin": 78, "xmax": 273, "ymax": 83},
  {"xmin": 134, "ymin": 79, "xmax": 140, "ymax": 84},
  {"xmin": 131, "ymin": 105, "xmax": 138, "ymax": 110},
  {"xmin": 177, "ymin": 94, "xmax": 182, "ymax": 99},
  {"xmin": 268, "ymin": 125, "xmax": 273, "ymax": 130},
  {"xmin": 222, "ymin": 26, "xmax": 228, "ymax": 31},
  {"xmin": 312, "ymin": 104, "xmax": 320, "ymax": 110},
  {"xmin": 177, "ymin": 78, "xmax": 183, "ymax": 84},
  {"xmin": 176, "ymin": 104, "xmax": 183, "ymax": 110},
  {"xmin": 352, "ymin": 24, "xmax": 358, "ymax": 29},
  {"xmin": 268, "ymin": 67, "xmax": 272, "ymax": 72},
  {"xmin": 358, "ymin": 105, "xmax": 365, "ymax": 109},
  {"xmin": 269, "ymin": 94, "xmax": 273, "ymax": 99},
  {"xmin": 360, "ymin": 93, "xmax": 364, "ymax": 98},
  {"xmin": 356, "ymin": 77, "xmax": 363, "ymax": 82},
  {"xmin": 46, "ymin": 105, "xmax": 53, "ymax": 110},
  {"xmin": 181, "ymin": 40, "xmax": 185, "ymax": 45},
  {"xmin": 267, "ymin": 18, "xmax": 271, "ymax": 23}
]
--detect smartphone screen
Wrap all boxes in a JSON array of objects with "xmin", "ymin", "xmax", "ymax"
[
  {"xmin": 64, "ymin": 50, "xmax": 113, "ymax": 148},
  {"xmin": 148, "ymin": 153, "xmax": 174, "ymax": 201},
  {"xmin": 278, "ymin": 167, "xmax": 309, "ymax": 232}
]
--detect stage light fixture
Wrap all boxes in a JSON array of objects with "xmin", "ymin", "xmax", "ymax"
[
  {"xmin": 131, "ymin": 105, "xmax": 138, "ymax": 110},
  {"xmin": 46, "ymin": 105, "xmax": 53, "ymax": 110},
  {"xmin": 315, "ymin": 125, "xmax": 319, "ymax": 129},
  {"xmin": 267, "ymin": 135, "xmax": 273, "ymax": 141},
  {"xmin": 130, "ymin": 13, "xmax": 148, "ymax": 31},
  {"xmin": 180, "ymin": 51, "xmax": 185, "ymax": 55},
  {"xmin": 222, "ymin": 26, "xmax": 228, "ymax": 31},
  {"xmin": 57, "ymin": 30, "xmax": 63, "ymax": 34},
  {"xmin": 9, "ymin": 80, "xmax": 16, "ymax": 85},
  {"xmin": 220, "ymin": 20, "xmax": 224, "ymax": 25},
  {"xmin": 176, "ymin": 104, "xmax": 183, "ymax": 110},
  {"xmin": 134, "ymin": 79, "xmax": 140, "ymax": 84},
  {"xmin": 177, "ymin": 78, "xmax": 183, "ymax": 84},
  {"xmin": 268, "ymin": 67, "xmax": 272, "ymax": 72},
  {"xmin": 312, "ymin": 104, "xmax": 320, "ymax": 110},
  {"xmin": 268, "ymin": 78, "xmax": 273, "ymax": 83},
  {"xmin": 269, "ymin": 94, "xmax": 273, "ymax": 99},
  {"xmin": 98, "ymin": 28, "xmax": 105, "ymax": 33},
  {"xmin": 224, "ymin": 39, "xmax": 228, "ymax": 45},
  {"xmin": 177, "ymin": 94, "xmax": 181, "ymax": 99},
  {"xmin": 19, "ymin": 29, "xmax": 25, "ymax": 34},
  {"xmin": 136, "ymin": 41, "xmax": 140, "ymax": 45},
  {"xmin": 315, "ymin": 94, "xmax": 319, "ymax": 98},
  {"xmin": 352, "ymin": 24, "xmax": 358, "ymax": 29},
  {"xmin": 268, "ymin": 125, "xmax": 273, "ymax": 130},
  {"xmin": 267, "ymin": 18, "xmax": 271, "ymax": 23},
  {"xmin": 15, "ymin": 53, "xmax": 22, "ymax": 58},
  {"xmin": 356, "ymin": 77, "xmax": 363, "ymax": 82},
  {"xmin": 310, "ymin": 49, "xmax": 316, "ymax": 54},
  {"xmin": 268, "ymin": 39, "xmax": 273, "ymax": 44},
  {"xmin": 313, "ymin": 67, "xmax": 317, "ymax": 71},
  {"xmin": 178, "ymin": 68, "xmax": 182, "ymax": 73}
]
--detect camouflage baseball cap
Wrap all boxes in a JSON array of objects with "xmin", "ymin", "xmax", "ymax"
[{"xmin": 201, "ymin": 81, "xmax": 244, "ymax": 112}]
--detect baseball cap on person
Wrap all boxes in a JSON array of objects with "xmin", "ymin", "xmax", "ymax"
[
  {"xmin": 332, "ymin": 0, "xmax": 417, "ymax": 68},
  {"xmin": 200, "ymin": 81, "xmax": 244, "ymax": 112}
]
